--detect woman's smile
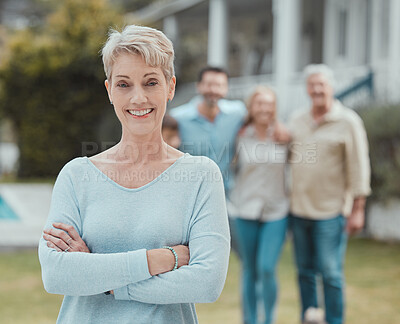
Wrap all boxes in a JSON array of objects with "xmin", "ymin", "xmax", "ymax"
[{"xmin": 127, "ymin": 108, "xmax": 155, "ymax": 118}]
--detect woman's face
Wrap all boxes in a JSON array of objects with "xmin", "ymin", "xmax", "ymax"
[
  {"xmin": 249, "ymin": 92, "xmax": 276, "ymax": 126},
  {"xmin": 105, "ymin": 53, "xmax": 175, "ymax": 138}
]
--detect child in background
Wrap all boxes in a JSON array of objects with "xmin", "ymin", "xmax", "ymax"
[{"xmin": 162, "ymin": 114, "xmax": 181, "ymax": 149}]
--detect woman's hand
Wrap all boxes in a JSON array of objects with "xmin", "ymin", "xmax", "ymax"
[
  {"xmin": 273, "ymin": 121, "xmax": 291, "ymax": 143},
  {"xmin": 147, "ymin": 245, "xmax": 190, "ymax": 276},
  {"xmin": 43, "ymin": 222, "xmax": 90, "ymax": 253}
]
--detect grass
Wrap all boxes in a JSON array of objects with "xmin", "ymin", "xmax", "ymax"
[
  {"xmin": 198, "ymin": 238, "xmax": 400, "ymax": 324},
  {"xmin": 0, "ymin": 175, "xmax": 55, "ymax": 184},
  {"xmin": 0, "ymin": 238, "xmax": 399, "ymax": 324}
]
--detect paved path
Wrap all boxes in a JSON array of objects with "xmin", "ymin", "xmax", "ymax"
[{"xmin": 0, "ymin": 183, "xmax": 53, "ymax": 249}]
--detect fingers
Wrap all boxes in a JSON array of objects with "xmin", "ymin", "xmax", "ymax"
[
  {"xmin": 46, "ymin": 241, "xmax": 62, "ymax": 252},
  {"xmin": 43, "ymin": 226, "xmax": 73, "ymax": 251},
  {"xmin": 43, "ymin": 223, "xmax": 75, "ymax": 252},
  {"xmin": 346, "ymin": 222, "xmax": 361, "ymax": 236},
  {"xmin": 346, "ymin": 226, "xmax": 357, "ymax": 236},
  {"xmin": 43, "ymin": 230, "xmax": 90, "ymax": 253},
  {"xmin": 43, "ymin": 222, "xmax": 91, "ymax": 253},
  {"xmin": 43, "ymin": 227, "xmax": 71, "ymax": 243},
  {"xmin": 53, "ymin": 222, "xmax": 81, "ymax": 241},
  {"xmin": 44, "ymin": 235, "xmax": 67, "ymax": 251},
  {"xmin": 43, "ymin": 232, "xmax": 71, "ymax": 251}
]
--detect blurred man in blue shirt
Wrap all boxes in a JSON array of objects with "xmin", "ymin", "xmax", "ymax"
[
  {"xmin": 171, "ymin": 67, "xmax": 246, "ymax": 193},
  {"xmin": 171, "ymin": 67, "xmax": 246, "ymax": 257}
]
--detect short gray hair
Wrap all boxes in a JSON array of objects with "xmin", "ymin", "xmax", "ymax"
[
  {"xmin": 101, "ymin": 25, "xmax": 175, "ymax": 81},
  {"xmin": 303, "ymin": 64, "xmax": 335, "ymax": 87}
]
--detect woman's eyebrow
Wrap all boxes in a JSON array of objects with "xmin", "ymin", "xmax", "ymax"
[
  {"xmin": 115, "ymin": 73, "xmax": 158, "ymax": 79},
  {"xmin": 144, "ymin": 72, "xmax": 159, "ymax": 77}
]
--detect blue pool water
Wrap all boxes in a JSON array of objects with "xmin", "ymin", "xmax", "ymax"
[{"xmin": 0, "ymin": 196, "xmax": 19, "ymax": 220}]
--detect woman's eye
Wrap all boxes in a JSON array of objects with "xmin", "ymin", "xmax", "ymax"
[
  {"xmin": 147, "ymin": 81, "xmax": 158, "ymax": 86},
  {"xmin": 117, "ymin": 83, "xmax": 128, "ymax": 88}
]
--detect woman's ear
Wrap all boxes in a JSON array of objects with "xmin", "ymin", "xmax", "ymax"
[
  {"xmin": 168, "ymin": 76, "xmax": 176, "ymax": 101},
  {"xmin": 105, "ymin": 79, "xmax": 112, "ymax": 104}
]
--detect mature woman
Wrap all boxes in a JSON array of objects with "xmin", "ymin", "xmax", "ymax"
[
  {"xmin": 39, "ymin": 25, "xmax": 230, "ymax": 324},
  {"xmin": 229, "ymin": 86, "xmax": 289, "ymax": 324}
]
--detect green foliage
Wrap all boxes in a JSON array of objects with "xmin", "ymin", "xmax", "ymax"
[
  {"xmin": 0, "ymin": 0, "xmax": 122, "ymax": 177},
  {"xmin": 358, "ymin": 105, "xmax": 400, "ymax": 201}
]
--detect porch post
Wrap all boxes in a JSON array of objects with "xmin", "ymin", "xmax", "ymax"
[
  {"xmin": 388, "ymin": 0, "xmax": 400, "ymax": 102},
  {"xmin": 369, "ymin": 0, "xmax": 381, "ymax": 66},
  {"xmin": 272, "ymin": 0, "xmax": 301, "ymax": 117},
  {"xmin": 163, "ymin": 15, "xmax": 180, "ymax": 75},
  {"xmin": 322, "ymin": 0, "xmax": 335, "ymax": 65},
  {"xmin": 207, "ymin": 0, "xmax": 228, "ymax": 68},
  {"xmin": 163, "ymin": 15, "xmax": 179, "ymax": 48}
]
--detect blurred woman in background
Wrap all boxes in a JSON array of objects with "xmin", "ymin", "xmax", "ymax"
[{"xmin": 229, "ymin": 86, "xmax": 290, "ymax": 324}]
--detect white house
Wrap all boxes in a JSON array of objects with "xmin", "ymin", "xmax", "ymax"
[
  {"xmin": 127, "ymin": 0, "xmax": 400, "ymax": 119},
  {"xmin": 127, "ymin": 0, "xmax": 400, "ymax": 241}
]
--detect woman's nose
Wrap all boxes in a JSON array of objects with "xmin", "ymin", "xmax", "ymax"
[{"xmin": 130, "ymin": 87, "xmax": 147, "ymax": 104}]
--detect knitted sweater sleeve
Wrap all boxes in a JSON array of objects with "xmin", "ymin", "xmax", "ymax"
[
  {"xmin": 113, "ymin": 160, "xmax": 230, "ymax": 304},
  {"xmin": 38, "ymin": 161, "xmax": 151, "ymax": 296}
]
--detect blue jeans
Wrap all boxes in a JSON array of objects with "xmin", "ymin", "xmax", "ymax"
[
  {"xmin": 290, "ymin": 214, "xmax": 348, "ymax": 324},
  {"xmin": 235, "ymin": 217, "xmax": 288, "ymax": 324}
]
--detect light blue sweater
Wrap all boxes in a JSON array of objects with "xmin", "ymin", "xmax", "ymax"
[{"xmin": 38, "ymin": 154, "xmax": 230, "ymax": 324}]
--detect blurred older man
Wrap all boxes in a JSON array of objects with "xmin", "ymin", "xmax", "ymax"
[{"xmin": 288, "ymin": 64, "xmax": 371, "ymax": 324}]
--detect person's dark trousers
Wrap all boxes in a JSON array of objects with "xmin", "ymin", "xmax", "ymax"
[{"xmin": 290, "ymin": 214, "xmax": 348, "ymax": 324}]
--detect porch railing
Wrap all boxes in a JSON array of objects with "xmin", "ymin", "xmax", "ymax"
[{"xmin": 335, "ymin": 70, "xmax": 374, "ymax": 104}]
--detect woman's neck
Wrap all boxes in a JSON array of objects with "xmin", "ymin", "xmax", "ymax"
[
  {"xmin": 252, "ymin": 122, "xmax": 271, "ymax": 140},
  {"xmin": 111, "ymin": 132, "xmax": 169, "ymax": 165}
]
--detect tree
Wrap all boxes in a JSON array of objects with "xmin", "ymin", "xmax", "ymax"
[{"xmin": 0, "ymin": 0, "xmax": 122, "ymax": 177}]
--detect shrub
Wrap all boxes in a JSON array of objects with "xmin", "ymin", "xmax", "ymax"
[
  {"xmin": 0, "ymin": 0, "xmax": 121, "ymax": 177},
  {"xmin": 358, "ymin": 105, "xmax": 400, "ymax": 201}
]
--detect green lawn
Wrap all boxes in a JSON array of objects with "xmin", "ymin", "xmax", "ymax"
[{"xmin": 0, "ymin": 238, "xmax": 399, "ymax": 324}]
